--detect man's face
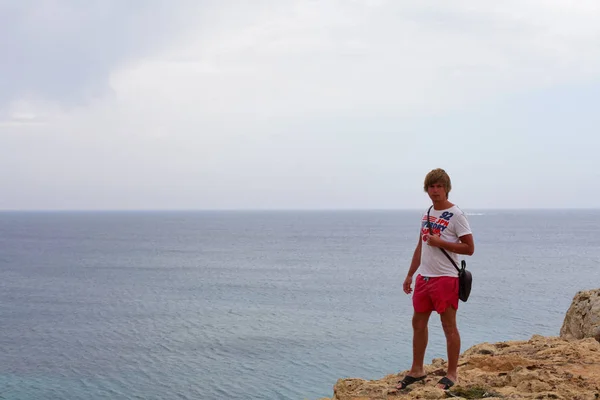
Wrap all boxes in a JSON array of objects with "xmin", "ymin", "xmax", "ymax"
[{"xmin": 427, "ymin": 182, "xmax": 447, "ymax": 201}]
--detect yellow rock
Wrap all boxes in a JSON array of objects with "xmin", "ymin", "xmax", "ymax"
[
  {"xmin": 321, "ymin": 289, "xmax": 600, "ymax": 400},
  {"xmin": 322, "ymin": 336, "xmax": 600, "ymax": 400}
]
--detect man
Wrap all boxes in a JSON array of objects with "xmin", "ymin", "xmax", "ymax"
[{"xmin": 396, "ymin": 168, "xmax": 475, "ymax": 391}]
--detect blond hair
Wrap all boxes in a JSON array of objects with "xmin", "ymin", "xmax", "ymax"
[{"xmin": 423, "ymin": 168, "xmax": 452, "ymax": 198}]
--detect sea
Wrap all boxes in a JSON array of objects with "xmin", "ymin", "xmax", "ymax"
[{"xmin": 0, "ymin": 209, "xmax": 598, "ymax": 400}]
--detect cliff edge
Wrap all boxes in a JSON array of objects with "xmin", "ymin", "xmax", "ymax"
[{"xmin": 321, "ymin": 289, "xmax": 600, "ymax": 400}]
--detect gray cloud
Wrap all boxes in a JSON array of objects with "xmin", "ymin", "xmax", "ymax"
[
  {"xmin": 0, "ymin": 0, "xmax": 205, "ymax": 108},
  {"xmin": 2, "ymin": 1, "xmax": 600, "ymax": 210}
]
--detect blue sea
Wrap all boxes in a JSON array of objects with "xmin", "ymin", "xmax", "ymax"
[{"xmin": 0, "ymin": 210, "xmax": 598, "ymax": 400}]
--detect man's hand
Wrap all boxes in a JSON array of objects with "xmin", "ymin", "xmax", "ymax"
[
  {"xmin": 403, "ymin": 275, "xmax": 413, "ymax": 294},
  {"xmin": 424, "ymin": 234, "xmax": 443, "ymax": 248}
]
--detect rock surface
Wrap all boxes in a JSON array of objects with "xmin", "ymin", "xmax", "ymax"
[
  {"xmin": 321, "ymin": 335, "xmax": 600, "ymax": 399},
  {"xmin": 318, "ymin": 289, "xmax": 600, "ymax": 400},
  {"xmin": 560, "ymin": 289, "xmax": 600, "ymax": 343}
]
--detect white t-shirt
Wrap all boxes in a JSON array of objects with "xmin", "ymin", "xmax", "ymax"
[{"xmin": 418, "ymin": 205, "xmax": 472, "ymax": 277}]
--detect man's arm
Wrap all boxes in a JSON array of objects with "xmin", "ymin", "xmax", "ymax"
[
  {"xmin": 426, "ymin": 233, "xmax": 474, "ymax": 256},
  {"xmin": 403, "ymin": 235, "xmax": 422, "ymax": 294}
]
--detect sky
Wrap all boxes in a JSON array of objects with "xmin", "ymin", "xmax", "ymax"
[{"xmin": 2, "ymin": 0, "xmax": 600, "ymax": 210}]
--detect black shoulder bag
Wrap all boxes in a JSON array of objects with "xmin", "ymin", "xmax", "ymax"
[{"xmin": 427, "ymin": 206, "xmax": 472, "ymax": 302}]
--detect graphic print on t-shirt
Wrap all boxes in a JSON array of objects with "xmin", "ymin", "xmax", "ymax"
[
  {"xmin": 421, "ymin": 211, "xmax": 454, "ymax": 241},
  {"xmin": 418, "ymin": 206, "xmax": 472, "ymax": 277}
]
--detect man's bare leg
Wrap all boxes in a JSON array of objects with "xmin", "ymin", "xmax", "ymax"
[
  {"xmin": 397, "ymin": 311, "xmax": 431, "ymax": 389},
  {"xmin": 410, "ymin": 311, "xmax": 431, "ymax": 375},
  {"xmin": 438, "ymin": 306, "xmax": 460, "ymax": 388}
]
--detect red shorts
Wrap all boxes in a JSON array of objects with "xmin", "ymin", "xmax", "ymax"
[{"xmin": 412, "ymin": 274, "xmax": 459, "ymax": 314}]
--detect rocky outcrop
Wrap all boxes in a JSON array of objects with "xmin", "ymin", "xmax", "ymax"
[
  {"xmin": 322, "ymin": 336, "xmax": 600, "ymax": 399},
  {"xmin": 560, "ymin": 289, "xmax": 600, "ymax": 343},
  {"xmin": 319, "ymin": 289, "xmax": 600, "ymax": 400}
]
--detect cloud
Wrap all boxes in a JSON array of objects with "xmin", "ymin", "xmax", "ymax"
[
  {"xmin": 1, "ymin": 1, "xmax": 600, "ymax": 209},
  {"xmin": 0, "ymin": 0, "xmax": 207, "ymax": 110},
  {"xmin": 5, "ymin": 0, "xmax": 600, "ymax": 116},
  {"xmin": 109, "ymin": 0, "xmax": 600, "ymax": 119}
]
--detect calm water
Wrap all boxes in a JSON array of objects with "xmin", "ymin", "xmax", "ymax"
[{"xmin": 0, "ymin": 210, "xmax": 598, "ymax": 400}]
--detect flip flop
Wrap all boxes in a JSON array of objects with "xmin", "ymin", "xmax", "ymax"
[
  {"xmin": 436, "ymin": 376, "xmax": 455, "ymax": 390},
  {"xmin": 395, "ymin": 375, "xmax": 427, "ymax": 390}
]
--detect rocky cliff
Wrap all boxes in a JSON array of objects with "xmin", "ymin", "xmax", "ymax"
[
  {"xmin": 560, "ymin": 289, "xmax": 600, "ymax": 343},
  {"xmin": 320, "ymin": 289, "xmax": 600, "ymax": 400}
]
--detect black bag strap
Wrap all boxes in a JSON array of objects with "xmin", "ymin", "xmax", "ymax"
[{"xmin": 426, "ymin": 205, "xmax": 461, "ymax": 274}]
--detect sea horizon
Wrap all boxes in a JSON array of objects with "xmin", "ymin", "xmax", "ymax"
[{"xmin": 1, "ymin": 207, "xmax": 598, "ymax": 213}]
